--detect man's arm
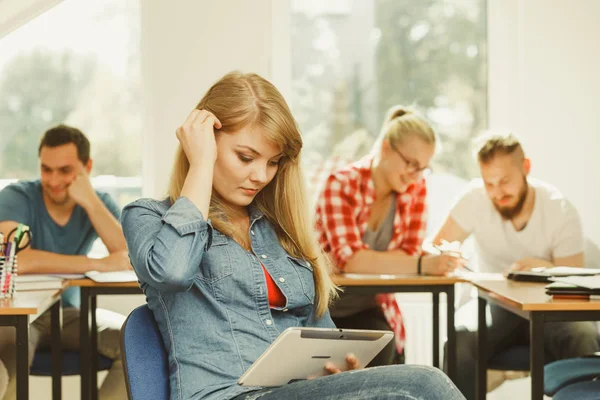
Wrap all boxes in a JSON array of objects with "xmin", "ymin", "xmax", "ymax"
[
  {"xmin": 0, "ymin": 220, "xmax": 129, "ymax": 274},
  {"xmin": 68, "ymin": 172, "xmax": 127, "ymax": 253},
  {"xmin": 510, "ymin": 253, "xmax": 585, "ymax": 272},
  {"xmin": 432, "ymin": 215, "xmax": 471, "ymax": 246},
  {"xmin": 554, "ymin": 252, "xmax": 585, "ymax": 267},
  {"xmin": 82, "ymin": 196, "xmax": 127, "ymax": 253}
]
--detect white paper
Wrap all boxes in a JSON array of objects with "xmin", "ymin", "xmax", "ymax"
[
  {"xmin": 84, "ymin": 270, "xmax": 138, "ymax": 283},
  {"xmin": 550, "ymin": 276, "xmax": 600, "ymax": 289},
  {"xmin": 51, "ymin": 274, "xmax": 87, "ymax": 279},
  {"xmin": 541, "ymin": 267, "xmax": 600, "ymax": 276}
]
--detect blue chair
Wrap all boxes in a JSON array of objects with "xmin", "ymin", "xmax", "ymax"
[
  {"xmin": 553, "ymin": 380, "xmax": 600, "ymax": 400},
  {"xmin": 544, "ymin": 356, "xmax": 600, "ymax": 397},
  {"xmin": 121, "ymin": 304, "xmax": 169, "ymax": 400}
]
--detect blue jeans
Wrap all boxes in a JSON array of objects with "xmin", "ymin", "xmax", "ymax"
[{"xmin": 232, "ymin": 365, "xmax": 465, "ymax": 400}]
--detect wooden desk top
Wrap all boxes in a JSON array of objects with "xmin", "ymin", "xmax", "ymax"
[
  {"xmin": 332, "ymin": 274, "xmax": 465, "ymax": 286},
  {"xmin": 62, "ymin": 275, "xmax": 600, "ymax": 312},
  {"xmin": 67, "ymin": 279, "xmax": 140, "ymax": 288},
  {"xmin": 0, "ymin": 289, "xmax": 62, "ymax": 315},
  {"xmin": 472, "ymin": 279, "xmax": 600, "ymax": 311}
]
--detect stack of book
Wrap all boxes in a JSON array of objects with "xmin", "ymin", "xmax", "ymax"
[
  {"xmin": 546, "ymin": 276, "xmax": 600, "ymax": 300},
  {"xmin": 15, "ymin": 275, "xmax": 65, "ymax": 291}
]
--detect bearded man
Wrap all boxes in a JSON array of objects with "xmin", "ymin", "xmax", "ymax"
[{"xmin": 434, "ymin": 131, "xmax": 600, "ymax": 399}]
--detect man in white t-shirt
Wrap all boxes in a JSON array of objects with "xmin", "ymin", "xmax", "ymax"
[{"xmin": 434, "ymin": 132, "xmax": 600, "ymax": 399}]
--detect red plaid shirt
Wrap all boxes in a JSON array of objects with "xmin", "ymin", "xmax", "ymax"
[{"xmin": 314, "ymin": 155, "xmax": 428, "ymax": 354}]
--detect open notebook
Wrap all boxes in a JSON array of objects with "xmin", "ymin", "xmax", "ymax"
[{"xmin": 84, "ymin": 270, "xmax": 138, "ymax": 283}]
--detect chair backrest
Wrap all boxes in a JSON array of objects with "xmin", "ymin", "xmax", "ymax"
[{"xmin": 121, "ymin": 304, "xmax": 169, "ymax": 400}]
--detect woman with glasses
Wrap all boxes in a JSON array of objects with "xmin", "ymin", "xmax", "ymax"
[{"xmin": 314, "ymin": 105, "xmax": 465, "ymax": 367}]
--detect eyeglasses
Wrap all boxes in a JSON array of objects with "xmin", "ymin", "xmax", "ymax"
[{"xmin": 389, "ymin": 142, "xmax": 432, "ymax": 176}]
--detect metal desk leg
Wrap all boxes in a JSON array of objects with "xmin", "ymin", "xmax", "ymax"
[
  {"xmin": 432, "ymin": 291, "xmax": 440, "ymax": 368},
  {"xmin": 476, "ymin": 296, "xmax": 487, "ymax": 400},
  {"xmin": 51, "ymin": 300, "xmax": 62, "ymax": 400},
  {"xmin": 91, "ymin": 294, "xmax": 98, "ymax": 400},
  {"xmin": 446, "ymin": 285, "xmax": 456, "ymax": 381},
  {"xmin": 530, "ymin": 313, "xmax": 545, "ymax": 400},
  {"xmin": 16, "ymin": 315, "xmax": 29, "ymax": 400},
  {"xmin": 80, "ymin": 287, "xmax": 91, "ymax": 400}
]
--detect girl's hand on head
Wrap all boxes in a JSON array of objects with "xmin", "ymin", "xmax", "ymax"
[
  {"xmin": 176, "ymin": 109, "xmax": 222, "ymax": 166},
  {"xmin": 323, "ymin": 353, "xmax": 360, "ymax": 375}
]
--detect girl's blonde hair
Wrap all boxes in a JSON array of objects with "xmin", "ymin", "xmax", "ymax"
[
  {"xmin": 374, "ymin": 105, "xmax": 436, "ymax": 152},
  {"xmin": 167, "ymin": 71, "xmax": 336, "ymax": 317}
]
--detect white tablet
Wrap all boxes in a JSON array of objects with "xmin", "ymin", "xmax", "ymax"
[{"xmin": 237, "ymin": 327, "xmax": 394, "ymax": 387}]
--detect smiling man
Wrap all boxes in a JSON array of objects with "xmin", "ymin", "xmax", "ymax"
[
  {"xmin": 434, "ymin": 131, "xmax": 600, "ymax": 399},
  {"xmin": 0, "ymin": 125, "xmax": 130, "ymax": 399}
]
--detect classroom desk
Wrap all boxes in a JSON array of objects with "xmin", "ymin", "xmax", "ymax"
[
  {"xmin": 331, "ymin": 274, "xmax": 464, "ymax": 380},
  {"xmin": 68, "ymin": 280, "xmax": 142, "ymax": 400},
  {"xmin": 73, "ymin": 275, "xmax": 463, "ymax": 397},
  {"xmin": 471, "ymin": 278, "xmax": 600, "ymax": 400},
  {"xmin": 0, "ymin": 289, "xmax": 63, "ymax": 400}
]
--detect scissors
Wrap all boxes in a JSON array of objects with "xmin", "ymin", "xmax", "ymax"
[{"xmin": 5, "ymin": 224, "xmax": 32, "ymax": 255}]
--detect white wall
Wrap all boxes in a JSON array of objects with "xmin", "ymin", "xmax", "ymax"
[
  {"xmin": 140, "ymin": 0, "xmax": 290, "ymax": 198},
  {"xmin": 141, "ymin": 0, "xmax": 600, "ymax": 245},
  {"xmin": 489, "ymin": 0, "xmax": 600, "ymax": 245},
  {"xmin": 0, "ymin": 0, "xmax": 62, "ymax": 38}
]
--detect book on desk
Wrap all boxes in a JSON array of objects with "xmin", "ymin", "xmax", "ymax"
[
  {"xmin": 508, "ymin": 267, "xmax": 600, "ymax": 283},
  {"xmin": 15, "ymin": 275, "xmax": 65, "ymax": 291},
  {"xmin": 14, "ymin": 270, "xmax": 138, "ymax": 290},
  {"xmin": 546, "ymin": 278, "xmax": 600, "ymax": 300}
]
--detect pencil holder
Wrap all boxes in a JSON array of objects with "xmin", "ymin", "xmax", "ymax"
[{"xmin": 0, "ymin": 254, "xmax": 17, "ymax": 299}]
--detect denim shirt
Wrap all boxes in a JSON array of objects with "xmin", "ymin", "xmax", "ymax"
[{"xmin": 121, "ymin": 197, "xmax": 335, "ymax": 400}]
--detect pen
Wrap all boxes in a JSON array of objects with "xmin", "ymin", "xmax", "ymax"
[{"xmin": 432, "ymin": 244, "xmax": 473, "ymax": 272}]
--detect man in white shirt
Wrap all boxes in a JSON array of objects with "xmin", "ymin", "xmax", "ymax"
[{"xmin": 434, "ymin": 132, "xmax": 600, "ymax": 399}]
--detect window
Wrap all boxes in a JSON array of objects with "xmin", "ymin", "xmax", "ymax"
[
  {"xmin": 0, "ymin": 0, "xmax": 142, "ymax": 207},
  {"xmin": 291, "ymin": 0, "xmax": 488, "ymax": 183}
]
